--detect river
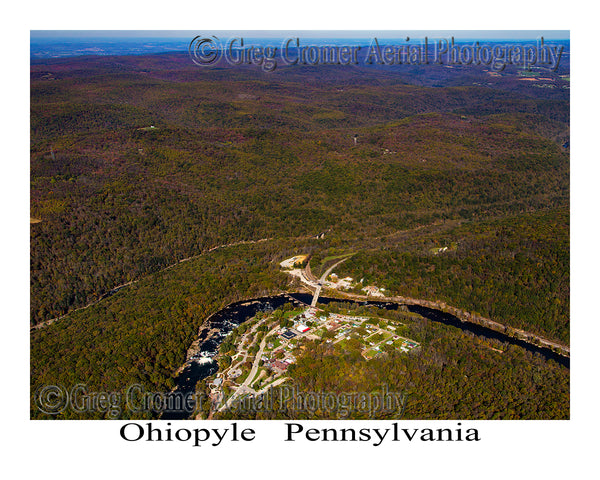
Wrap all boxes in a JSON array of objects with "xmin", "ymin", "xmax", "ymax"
[{"xmin": 161, "ymin": 292, "xmax": 569, "ymax": 419}]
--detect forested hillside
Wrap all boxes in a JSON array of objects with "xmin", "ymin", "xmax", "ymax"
[
  {"xmin": 31, "ymin": 54, "xmax": 568, "ymax": 328},
  {"xmin": 31, "ymin": 52, "xmax": 569, "ymax": 419}
]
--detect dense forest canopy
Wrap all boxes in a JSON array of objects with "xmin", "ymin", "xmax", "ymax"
[{"xmin": 31, "ymin": 51, "xmax": 569, "ymax": 419}]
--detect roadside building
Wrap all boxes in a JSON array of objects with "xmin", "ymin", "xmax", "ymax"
[
  {"xmin": 270, "ymin": 360, "xmax": 289, "ymax": 372},
  {"xmin": 326, "ymin": 321, "xmax": 341, "ymax": 331},
  {"xmin": 281, "ymin": 329, "xmax": 296, "ymax": 339}
]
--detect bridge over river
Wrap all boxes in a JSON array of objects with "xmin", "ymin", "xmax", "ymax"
[{"xmin": 296, "ymin": 258, "xmax": 569, "ymax": 359}]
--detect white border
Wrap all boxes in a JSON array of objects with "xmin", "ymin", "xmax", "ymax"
[{"xmin": 8, "ymin": 0, "xmax": 598, "ymax": 478}]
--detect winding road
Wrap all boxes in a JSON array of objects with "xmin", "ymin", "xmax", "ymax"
[
  {"xmin": 310, "ymin": 256, "xmax": 352, "ymax": 307},
  {"xmin": 218, "ymin": 323, "xmax": 280, "ymax": 412}
]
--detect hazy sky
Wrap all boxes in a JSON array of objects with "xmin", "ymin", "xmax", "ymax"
[{"xmin": 31, "ymin": 30, "xmax": 570, "ymax": 40}]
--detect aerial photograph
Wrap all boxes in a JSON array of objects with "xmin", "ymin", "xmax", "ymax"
[{"xmin": 30, "ymin": 30, "xmax": 570, "ymax": 421}]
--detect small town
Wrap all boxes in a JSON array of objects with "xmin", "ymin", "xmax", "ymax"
[{"xmin": 207, "ymin": 298, "xmax": 420, "ymax": 413}]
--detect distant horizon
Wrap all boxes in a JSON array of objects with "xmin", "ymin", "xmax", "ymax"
[
  {"xmin": 31, "ymin": 30, "xmax": 570, "ymax": 41},
  {"xmin": 30, "ymin": 31, "xmax": 569, "ymax": 59}
]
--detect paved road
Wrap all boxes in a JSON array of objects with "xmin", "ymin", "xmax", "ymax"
[
  {"xmin": 219, "ymin": 324, "xmax": 279, "ymax": 412},
  {"xmin": 310, "ymin": 257, "xmax": 351, "ymax": 307},
  {"xmin": 256, "ymin": 376, "xmax": 289, "ymax": 395},
  {"xmin": 224, "ymin": 316, "xmax": 271, "ymax": 376}
]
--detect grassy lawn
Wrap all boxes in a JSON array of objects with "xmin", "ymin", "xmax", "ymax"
[
  {"xmin": 250, "ymin": 368, "xmax": 267, "ymax": 388},
  {"xmin": 321, "ymin": 252, "xmax": 355, "ymax": 263},
  {"xmin": 393, "ymin": 338, "xmax": 419, "ymax": 350},
  {"xmin": 283, "ymin": 309, "xmax": 303, "ymax": 319},
  {"xmin": 266, "ymin": 337, "xmax": 282, "ymax": 350},
  {"xmin": 363, "ymin": 348, "xmax": 381, "ymax": 360},
  {"xmin": 313, "ymin": 328, "xmax": 327, "ymax": 338},
  {"xmin": 365, "ymin": 331, "xmax": 393, "ymax": 345}
]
